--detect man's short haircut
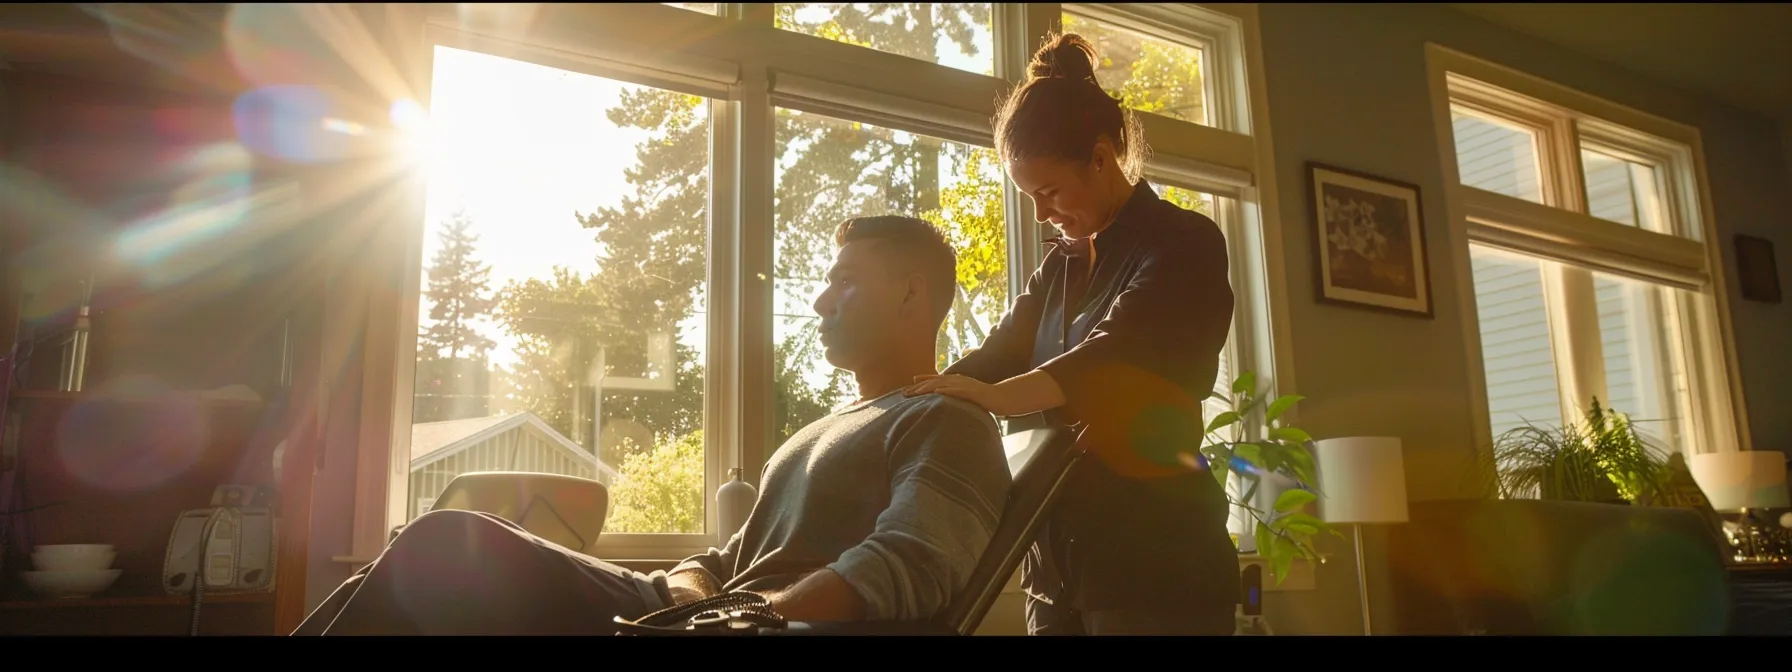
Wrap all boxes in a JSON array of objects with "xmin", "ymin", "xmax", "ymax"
[{"xmin": 834, "ymin": 215, "xmax": 959, "ymax": 329}]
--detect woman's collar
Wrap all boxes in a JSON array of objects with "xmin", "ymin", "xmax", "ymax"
[{"xmin": 1041, "ymin": 179, "xmax": 1160, "ymax": 255}]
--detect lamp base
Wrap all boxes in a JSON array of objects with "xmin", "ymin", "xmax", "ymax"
[{"xmin": 1354, "ymin": 523, "xmax": 1373, "ymax": 636}]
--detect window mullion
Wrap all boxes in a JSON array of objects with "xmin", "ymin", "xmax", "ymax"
[
  {"xmin": 736, "ymin": 59, "xmax": 776, "ymax": 483},
  {"xmin": 705, "ymin": 95, "xmax": 741, "ymax": 541},
  {"xmin": 723, "ymin": 3, "xmax": 759, "ymax": 23},
  {"xmin": 996, "ymin": 3, "xmax": 1058, "ymax": 302},
  {"xmin": 1542, "ymin": 264, "xmax": 1606, "ymax": 424}
]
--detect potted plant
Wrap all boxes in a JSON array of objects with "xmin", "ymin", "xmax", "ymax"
[
  {"xmin": 1467, "ymin": 398, "xmax": 1669, "ymax": 504},
  {"xmin": 1189, "ymin": 371, "xmax": 1338, "ymax": 585}
]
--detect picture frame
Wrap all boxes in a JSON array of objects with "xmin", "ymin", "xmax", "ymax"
[
  {"xmin": 1734, "ymin": 234, "xmax": 1781, "ymax": 304},
  {"xmin": 1306, "ymin": 162, "xmax": 1434, "ymax": 318}
]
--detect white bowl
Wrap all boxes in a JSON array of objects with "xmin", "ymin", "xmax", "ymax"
[
  {"xmin": 31, "ymin": 545, "xmax": 116, "ymax": 572},
  {"xmin": 21, "ymin": 569, "xmax": 123, "ymax": 599}
]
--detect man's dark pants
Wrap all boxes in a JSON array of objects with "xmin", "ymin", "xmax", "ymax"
[{"xmin": 291, "ymin": 509, "xmax": 664, "ymax": 635}]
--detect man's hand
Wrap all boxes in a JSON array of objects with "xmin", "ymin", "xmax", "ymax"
[{"xmin": 666, "ymin": 567, "xmax": 723, "ymax": 606}]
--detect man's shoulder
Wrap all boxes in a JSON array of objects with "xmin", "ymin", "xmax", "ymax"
[
  {"xmin": 879, "ymin": 394, "xmax": 1009, "ymax": 480},
  {"xmin": 880, "ymin": 392, "xmax": 1000, "ymax": 431}
]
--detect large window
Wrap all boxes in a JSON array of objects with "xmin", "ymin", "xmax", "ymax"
[
  {"xmin": 1434, "ymin": 47, "xmax": 1746, "ymax": 457},
  {"xmin": 1062, "ymin": 8, "xmax": 1208, "ymax": 126},
  {"xmin": 775, "ymin": 3, "xmax": 996, "ymax": 77},
  {"xmin": 401, "ymin": 46, "xmax": 714, "ymax": 540},
  {"xmin": 341, "ymin": 3, "xmax": 1286, "ymax": 563}
]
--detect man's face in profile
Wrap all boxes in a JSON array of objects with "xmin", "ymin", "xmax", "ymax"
[{"xmin": 812, "ymin": 240, "xmax": 906, "ymax": 372}]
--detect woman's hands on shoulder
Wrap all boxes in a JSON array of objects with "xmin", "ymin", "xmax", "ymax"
[
  {"xmin": 906, "ymin": 371, "xmax": 1065, "ymax": 418},
  {"xmin": 904, "ymin": 374, "xmax": 1005, "ymax": 413}
]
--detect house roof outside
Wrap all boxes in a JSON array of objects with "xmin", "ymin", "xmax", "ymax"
[{"xmin": 409, "ymin": 411, "xmax": 618, "ymax": 481}]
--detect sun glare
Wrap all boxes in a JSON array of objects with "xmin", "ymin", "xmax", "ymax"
[{"xmin": 388, "ymin": 98, "xmax": 443, "ymax": 178}]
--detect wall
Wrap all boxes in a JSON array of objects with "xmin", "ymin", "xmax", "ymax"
[{"xmin": 1251, "ymin": 3, "xmax": 1792, "ymax": 635}]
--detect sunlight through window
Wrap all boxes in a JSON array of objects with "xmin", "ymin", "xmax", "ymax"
[{"xmin": 404, "ymin": 46, "xmax": 713, "ymax": 535}]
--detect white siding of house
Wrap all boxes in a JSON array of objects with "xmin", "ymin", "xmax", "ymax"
[{"xmin": 1470, "ymin": 246, "xmax": 1564, "ymax": 438}]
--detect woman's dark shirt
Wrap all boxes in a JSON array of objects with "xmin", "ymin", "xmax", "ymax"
[{"xmin": 943, "ymin": 180, "xmax": 1239, "ymax": 612}]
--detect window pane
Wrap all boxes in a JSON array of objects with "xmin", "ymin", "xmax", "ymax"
[
  {"xmin": 406, "ymin": 46, "xmax": 711, "ymax": 535},
  {"xmin": 1580, "ymin": 148, "xmax": 1672, "ymax": 235},
  {"xmin": 1593, "ymin": 273, "xmax": 1693, "ymax": 454},
  {"xmin": 772, "ymin": 110, "xmax": 1008, "ymax": 443},
  {"xmin": 663, "ymin": 3, "xmax": 719, "ymax": 14},
  {"xmin": 1451, "ymin": 108, "xmax": 1545, "ymax": 204},
  {"xmin": 775, "ymin": 3, "xmax": 995, "ymax": 77},
  {"xmin": 1470, "ymin": 245, "xmax": 1565, "ymax": 438},
  {"xmin": 1062, "ymin": 11, "xmax": 1208, "ymax": 126}
]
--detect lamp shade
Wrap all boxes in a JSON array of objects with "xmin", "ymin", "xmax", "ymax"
[
  {"xmin": 1690, "ymin": 451, "xmax": 1790, "ymax": 510},
  {"xmin": 1313, "ymin": 437, "xmax": 1409, "ymax": 524}
]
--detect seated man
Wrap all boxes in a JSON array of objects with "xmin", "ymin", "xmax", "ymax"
[{"xmin": 294, "ymin": 215, "xmax": 1013, "ymax": 635}]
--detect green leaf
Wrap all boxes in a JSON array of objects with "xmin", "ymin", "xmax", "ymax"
[
  {"xmin": 1268, "ymin": 535, "xmax": 1297, "ymax": 586},
  {"xmin": 1265, "ymin": 394, "xmax": 1304, "ymax": 423},
  {"xmin": 1278, "ymin": 511, "xmax": 1325, "ymax": 536},
  {"xmin": 1205, "ymin": 411, "xmax": 1240, "ymax": 434},
  {"xmin": 1232, "ymin": 371, "xmax": 1256, "ymax": 397},
  {"xmin": 1208, "ymin": 454, "xmax": 1230, "ymax": 489},
  {"xmin": 1283, "ymin": 447, "xmax": 1316, "ymax": 475},
  {"xmin": 1270, "ymin": 426, "xmax": 1312, "ymax": 444},
  {"xmin": 1233, "ymin": 442, "xmax": 1263, "ymax": 466},
  {"xmin": 1280, "ymin": 512, "xmax": 1325, "ymax": 529},
  {"xmin": 1274, "ymin": 488, "xmax": 1317, "ymax": 513},
  {"xmin": 1284, "ymin": 522, "xmax": 1319, "ymax": 536}
]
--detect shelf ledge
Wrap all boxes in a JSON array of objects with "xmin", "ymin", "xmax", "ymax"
[{"xmin": 0, "ymin": 592, "xmax": 274, "ymax": 610}]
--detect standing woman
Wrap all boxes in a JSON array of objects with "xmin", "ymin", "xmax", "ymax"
[{"xmin": 905, "ymin": 32, "xmax": 1238, "ymax": 635}]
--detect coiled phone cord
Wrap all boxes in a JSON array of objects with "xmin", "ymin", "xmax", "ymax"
[{"xmin": 189, "ymin": 508, "xmax": 227, "ymax": 636}]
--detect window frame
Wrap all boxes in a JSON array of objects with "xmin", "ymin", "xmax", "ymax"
[
  {"xmin": 333, "ymin": 2, "xmax": 1293, "ymax": 565},
  {"xmin": 1425, "ymin": 43, "xmax": 1751, "ymax": 462}
]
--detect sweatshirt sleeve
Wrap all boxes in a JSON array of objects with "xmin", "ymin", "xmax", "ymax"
[{"xmin": 824, "ymin": 397, "xmax": 1012, "ymax": 621}]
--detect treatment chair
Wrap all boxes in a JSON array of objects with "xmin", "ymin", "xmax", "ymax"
[
  {"xmin": 429, "ymin": 472, "xmax": 609, "ymax": 554},
  {"xmin": 294, "ymin": 425, "xmax": 1086, "ymax": 636},
  {"xmin": 618, "ymin": 424, "xmax": 1087, "ymax": 636}
]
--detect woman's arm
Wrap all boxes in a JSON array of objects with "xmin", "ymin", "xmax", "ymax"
[
  {"xmin": 912, "ymin": 219, "xmax": 1231, "ymax": 419},
  {"xmin": 940, "ymin": 257, "xmax": 1052, "ymax": 384}
]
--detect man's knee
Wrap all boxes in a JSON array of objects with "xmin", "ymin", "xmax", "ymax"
[{"xmin": 388, "ymin": 509, "xmax": 519, "ymax": 556}]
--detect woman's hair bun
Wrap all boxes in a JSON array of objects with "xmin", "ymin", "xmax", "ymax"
[{"xmin": 1026, "ymin": 32, "xmax": 1099, "ymax": 82}]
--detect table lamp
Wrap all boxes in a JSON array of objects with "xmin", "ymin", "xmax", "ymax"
[
  {"xmin": 1690, "ymin": 451, "xmax": 1790, "ymax": 562},
  {"xmin": 1313, "ymin": 436, "xmax": 1409, "ymax": 636}
]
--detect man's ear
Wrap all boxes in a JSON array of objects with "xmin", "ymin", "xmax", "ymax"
[{"xmin": 899, "ymin": 273, "xmax": 928, "ymax": 318}]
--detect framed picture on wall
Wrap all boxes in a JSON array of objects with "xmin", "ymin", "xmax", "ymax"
[
  {"xmin": 1306, "ymin": 162, "xmax": 1434, "ymax": 318},
  {"xmin": 1735, "ymin": 234, "xmax": 1781, "ymax": 304}
]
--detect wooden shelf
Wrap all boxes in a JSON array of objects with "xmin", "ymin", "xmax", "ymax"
[
  {"xmin": 0, "ymin": 592, "xmax": 274, "ymax": 610},
  {"xmin": 9, "ymin": 389, "xmax": 268, "ymax": 410}
]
